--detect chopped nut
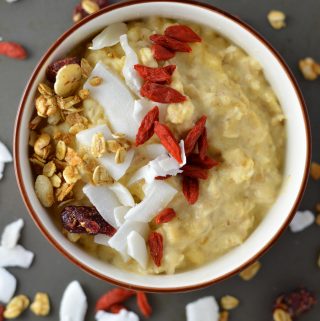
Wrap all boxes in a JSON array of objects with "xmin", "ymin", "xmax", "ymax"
[
  {"xmin": 92, "ymin": 165, "xmax": 114, "ymax": 185},
  {"xmin": 54, "ymin": 64, "xmax": 82, "ymax": 97},
  {"xmin": 35, "ymin": 95, "xmax": 57, "ymax": 118},
  {"xmin": 273, "ymin": 309, "xmax": 292, "ymax": 321},
  {"xmin": 43, "ymin": 161, "xmax": 56, "ymax": 177},
  {"xmin": 29, "ymin": 157, "xmax": 45, "ymax": 168},
  {"xmin": 4, "ymin": 295, "xmax": 29, "ymax": 319},
  {"xmin": 67, "ymin": 232, "xmax": 81, "ymax": 242},
  {"xmin": 220, "ymin": 295, "xmax": 240, "ymax": 310},
  {"xmin": 63, "ymin": 165, "xmax": 81, "ymax": 184},
  {"xmin": 80, "ymin": 58, "xmax": 93, "ymax": 78},
  {"xmin": 38, "ymin": 83, "xmax": 54, "ymax": 97},
  {"xmin": 106, "ymin": 140, "xmax": 121, "ymax": 153},
  {"xmin": 35, "ymin": 175, "xmax": 54, "ymax": 207},
  {"xmin": 78, "ymin": 88, "xmax": 90, "ymax": 100},
  {"xmin": 219, "ymin": 311, "xmax": 229, "ymax": 321},
  {"xmin": 81, "ymin": 0, "xmax": 100, "ymax": 14},
  {"xmin": 91, "ymin": 133, "xmax": 106, "ymax": 157},
  {"xmin": 34, "ymin": 133, "xmax": 51, "ymax": 159},
  {"xmin": 57, "ymin": 95, "xmax": 81, "ymax": 110},
  {"xmin": 28, "ymin": 131, "xmax": 38, "ymax": 147},
  {"xmin": 30, "ymin": 292, "xmax": 50, "ymax": 316},
  {"xmin": 115, "ymin": 147, "xmax": 126, "ymax": 164},
  {"xmin": 47, "ymin": 111, "xmax": 62, "ymax": 125},
  {"xmin": 56, "ymin": 182, "xmax": 74, "ymax": 202},
  {"xmin": 56, "ymin": 140, "xmax": 67, "ymax": 160},
  {"xmin": 239, "ymin": 261, "xmax": 261, "ymax": 281},
  {"xmin": 65, "ymin": 147, "xmax": 82, "ymax": 166},
  {"xmin": 50, "ymin": 174, "xmax": 62, "ymax": 188},
  {"xmin": 299, "ymin": 58, "xmax": 320, "ymax": 81},
  {"xmin": 89, "ymin": 76, "xmax": 103, "ymax": 86},
  {"xmin": 310, "ymin": 162, "xmax": 320, "ymax": 180},
  {"xmin": 69, "ymin": 123, "xmax": 87, "ymax": 135},
  {"xmin": 118, "ymin": 137, "xmax": 132, "ymax": 151},
  {"xmin": 267, "ymin": 10, "xmax": 286, "ymax": 30},
  {"xmin": 54, "ymin": 158, "xmax": 68, "ymax": 170},
  {"xmin": 29, "ymin": 115, "xmax": 43, "ymax": 129},
  {"xmin": 66, "ymin": 113, "xmax": 88, "ymax": 126}
]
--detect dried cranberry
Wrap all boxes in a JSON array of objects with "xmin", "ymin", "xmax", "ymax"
[{"xmin": 46, "ymin": 57, "xmax": 80, "ymax": 82}]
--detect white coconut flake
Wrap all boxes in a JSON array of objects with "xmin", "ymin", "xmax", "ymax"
[
  {"xmin": 0, "ymin": 267, "xmax": 17, "ymax": 304},
  {"xmin": 60, "ymin": 281, "xmax": 87, "ymax": 321},
  {"xmin": 119, "ymin": 34, "xmax": 142, "ymax": 97},
  {"xmin": 84, "ymin": 62, "xmax": 138, "ymax": 140},
  {"xmin": 89, "ymin": 22, "xmax": 128, "ymax": 50},
  {"xmin": 125, "ymin": 180, "xmax": 177, "ymax": 222},
  {"xmin": 94, "ymin": 234, "xmax": 111, "ymax": 246},
  {"xmin": 186, "ymin": 297, "xmax": 219, "ymax": 321},
  {"xmin": 108, "ymin": 221, "xmax": 149, "ymax": 259},
  {"xmin": 0, "ymin": 162, "xmax": 4, "ymax": 180},
  {"xmin": 5, "ymin": 0, "xmax": 20, "ymax": 3},
  {"xmin": 139, "ymin": 144, "xmax": 167, "ymax": 159},
  {"xmin": 76, "ymin": 124, "xmax": 112, "ymax": 146},
  {"xmin": 114, "ymin": 206, "xmax": 131, "ymax": 227},
  {"xmin": 127, "ymin": 231, "xmax": 148, "ymax": 269},
  {"xmin": 1, "ymin": 219, "xmax": 24, "ymax": 249},
  {"xmin": 0, "ymin": 245, "xmax": 34, "ymax": 268},
  {"xmin": 0, "ymin": 141, "xmax": 12, "ymax": 163},
  {"xmin": 109, "ymin": 183, "xmax": 135, "ymax": 207},
  {"xmin": 96, "ymin": 309, "xmax": 139, "ymax": 321},
  {"xmin": 289, "ymin": 210, "xmax": 315, "ymax": 232},
  {"xmin": 83, "ymin": 184, "xmax": 120, "ymax": 227}
]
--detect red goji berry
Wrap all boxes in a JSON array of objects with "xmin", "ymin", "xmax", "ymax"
[
  {"xmin": 184, "ymin": 116, "xmax": 207, "ymax": 155},
  {"xmin": 198, "ymin": 127, "xmax": 208, "ymax": 160},
  {"xmin": 148, "ymin": 231, "xmax": 163, "ymax": 267},
  {"xmin": 0, "ymin": 42, "xmax": 27, "ymax": 60},
  {"xmin": 182, "ymin": 176, "xmax": 199, "ymax": 205},
  {"xmin": 164, "ymin": 25, "xmax": 202, "ymax": 43},
  {"xmin": 155, "ymin": 208, "xmax": 176, "ymax": 224},
  {"xmin": 135, "ymin": 106, "xmax": 159, "ymax": 146},
  {"xmin": 150, "ymin": 34, "xmax": 192, "ymax": 52},
  {"xmin": 136, "ymin": 292, "xmax": 152, "ymax": 318},
  {"xmin": 134, "ymin": 64, "xmax": 176, "ymax": 84},
  {"xmin": 141, "ymin": 81, "xmax": 186, "ymax": 104},
  {"xmin": 95, "ymin": 288, "xmax": 135, "ymax": 311},
  {"xmin": 187, "ymin": 153, "xmax": 219, "ymax": 169},
  {"xmin": 109, "ymin": 304, "xmax": 126, "ymax": 314},
  {"xmin": 154, "ymin": 122, "xmax": 182, "ymax": 163},
  {"xmin": 151, "ymin": 44, "xmax": 176, "ymax": 61},
  {"xmin": 0, "ymin": 305, "xmax": 4, "ymax": 321},
  {"xmin": 181, "ymin": 164, "xmax": 208, "ymax": 179},
  {"xmin": 155, "ymin": 175, "xmax": 172, "ymax": 180}
]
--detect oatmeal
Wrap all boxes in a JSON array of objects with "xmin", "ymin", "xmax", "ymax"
[{"xmin": 29, "ymin": 17, "xmax": 285, "ymax": 275}]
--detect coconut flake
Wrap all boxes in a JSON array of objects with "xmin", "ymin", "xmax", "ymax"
[
  {"xmin": 108, "ymin": 221, "xmax": 149, "ymax": 259},
  {"xmin": 0, "ymin": 162, "xmax": 4, "ymax": 180},
  {"xmin": 84, "ymin": 62, "xmax": 138, "ymax": 140},
  {"xmin": 114, "ymin": 206, "xmax": 131, "ymax": 227},
  {"xmin": 289, "ymin": 210, "xmax": 315, "ymax": 232},
  {"xmin": 186, "ymin": 297, "xmax": 219, "ymax": 321},
  {"xmin": 0, "ymin": 267, "xmax": 16, "ymax": 304},
  {"xmin": 0, "ymin": 245, "xmax": 34, "ymax": 268},
  {"xmin": 127, "ymin": 231, "xmax": 148, "ymax": 269},
  {"xmin": 0, "ymin": 141, "xmax": 12, "ymax": 163},
  {"xmin": 94, "ymin": 234, "xmax": 111, "ymax": 246},
  {"xmin": 89, "ymin": 23, "xmax": 128, "ymax": 50},
  {"xmin": 60, "ymin": 281, "xmax": 87, "ymax": 321},
  {"xmin": 119, "ymin": 34, "xmax": 142, "ymax": 97},
  {"xmin": 76, "ymin": 125, "xmax": 135, "ymax": 180},
  {"xmin": 83, "ymin": 184, "xmax": 120, "ymax": 227},
  {"xmin": 96, "ymin": 309, "xmax": 139, "ymax": 321},
  {"xmin": 1, "ymin": 219, "xmax": 24, "ymax": 249},
  {"xmin": 109, "ymin": 183, "xmax": 135, "ymax": 207},
  {"xmin": 139, "ymin": 144, "xmax": 167, "ymax": 159},
  {"xmin": 125, "ymin": 180, "xmax": 177, "ymax": 222}
]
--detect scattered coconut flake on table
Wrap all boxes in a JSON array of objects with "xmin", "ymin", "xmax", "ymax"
[
  {"xmin": 120, "ymin": 34, "xmax": 142, "ymax": 97},
  {"xmin": 89, "ymin": 22, "xmax": 128, "ymax": 50},
  {"xmin": 0, "ymin": 267, "xmax": 17, "ymax": 304},
  {"xmin": 109, "ymin": 183, "xmax": 135, "ymax": 207},
  {"xmin": 186, "ymin": 297, "xmax": 219, "ymax": 321},
  {"xmin": 84, "ymin": 62, "xmax": 138, "ymax": 140},
  {"xmin": 5, "ymin": 0, "xmax": 20, "ymax": 3},
  {"xmin": 125, "ymin": 180, "xmax": 178, "ymax": 222},
  {"xmin": 114, "ymin": 206, "xmax": 131, "ymax": 227},
  {"xmin": 96, "ymin": 309, "xmax": 139, "ymax": 321},
  {"xmin": 0, "ymin": 140, "xmax": 13, "ymax": 180},
  {"xmin": 83, "ymin": 184, "xmax": 120, "ymax": 227},
  {"xmin": 1, "ymin": 219, "xmax": 24, "ymax": 249},
  {"xmin": 60, "ymin": 281, "xmax": 87, "ymax": 321},
  {"xmin": 127, "ymin": 230, "xmax": 148, "ymax": 269},
  {"xmin": 289, "ymin": 210, "xmax": 315, "ymax": 232},
  {"xmin": 0, "ymin": 244, "xmax": 34, "ymax": 268}
]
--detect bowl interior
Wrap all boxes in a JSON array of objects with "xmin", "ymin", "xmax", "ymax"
[{"xmin": 15, "ymin": 1, "xmax": 309, "ymax": 291}]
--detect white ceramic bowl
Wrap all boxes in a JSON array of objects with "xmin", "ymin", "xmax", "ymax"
[{"xmin": 14, "ymin": 0, "xmax": 310, "ymax": 292}]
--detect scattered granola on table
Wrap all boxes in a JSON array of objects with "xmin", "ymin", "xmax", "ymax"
[
  {"xmin": 239, "ymin": 261, "xmax": 261, "ymax": 280},
  {"xmin": 267, "ymin": 10, "xmax": 286, "ymax": 29},
  {"xmin": 299, "ymin": 58, "xmax": 320, "ymax": 80},
  {"xmin": 73, "ymin": 0, "xmax": 109, "ymax": 23}
]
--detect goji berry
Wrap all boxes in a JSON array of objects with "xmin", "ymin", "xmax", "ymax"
[
  {"xmin": 155, "ymin": 208, "xmax": 176, "ymax": 224},
  {"xmin": 181, "ymin": 164, "xmax": 208, "ymax": 179},
  {"xmin": 184, "ymin": 116, "xmax": 207, "ymax": 155},
  {"xmin": 187, "ymin": 153, "xmax": 219, "ymax": 169},
  {"xmin": 151, "ymin": 44, "xmax": 176, "ymax": 61},
  {"xmin": 148, "ymin": 231, "xmax": 163, "ymax": 267},
  {"xmin": 154, "ymin": 122, "xmax": 182, "ymax": 163},
  {"xmin": 141, "ymin": 81, "xmax": 186, "ymax": 104},
  {"xmin": 135, "ymin": 106, "xmax": 159, "ymax": 146},
  {"xmin": 95, "ymin": 288, "xmax": 135, "ymax": 311},
  {"xmin": 109, "ymin": 304, "xmax": 126, "ymax": 314},
  {"xmin": 46, "ymin": 57, "xmax": 80, "ymax": 82},
  {"xmin": 164, "ymin": 25, "xmax": 202, "ymax": 43},
  {"xmin": 136, "ymin": 292, "xmax": 152, "ymax": 318},
  {"xmin": 155, "ymin": 175, "xmax": 172, "ymax": 180},
  {"xmin": 0, "ymin": 305, "xmax": 4, "ymax": 321},
  {"xmin": 182, "ymin": 176, "xmax": 199, "ymax": 204},
  {"xmin": 0, "ymin": 42, "xmax": 27, "ymax": 60},
  {"xmin": 198, "ymin": 127, "xmax": 208, "ymax": 160},
  {"xmin": 134, "ymin": 64, "xmax": 176, "ymax": 84},
  {"xmin": 150, "ymin": 34, "xmax": 192, "ymax": 52}
]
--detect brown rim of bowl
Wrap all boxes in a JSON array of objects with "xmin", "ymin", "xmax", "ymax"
[{"xmin": 14, "ymin": 0, "xmax": 311, "ymax": 293}]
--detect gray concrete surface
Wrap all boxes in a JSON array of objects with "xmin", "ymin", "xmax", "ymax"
[{"xmin": 0, "ymin": 0, "xmax": 319, "ymax": 320}]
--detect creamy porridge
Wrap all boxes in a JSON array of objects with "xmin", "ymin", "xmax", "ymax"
[{"xmin": 29, "ymin": 17, "xmax": 285, "ymax": 275}]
